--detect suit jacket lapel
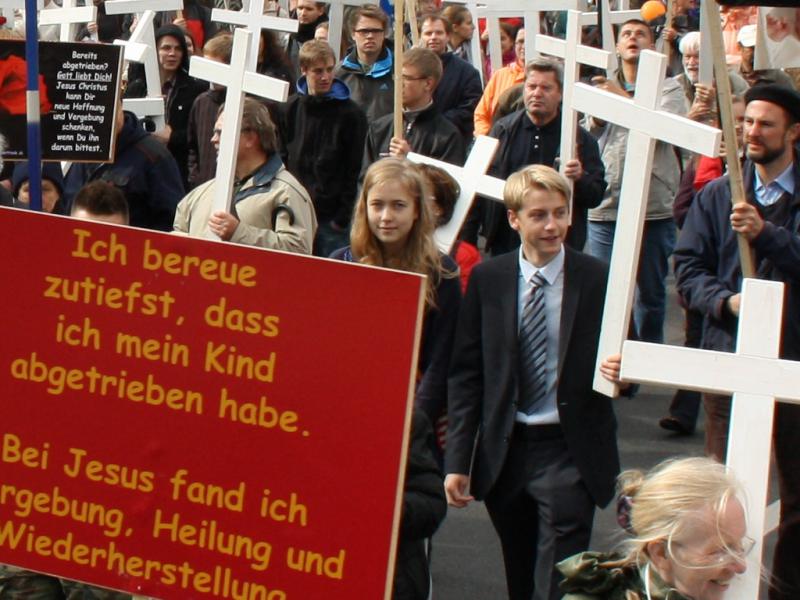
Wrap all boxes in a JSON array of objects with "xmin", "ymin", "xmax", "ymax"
[
  {"xmin": 497, "ymin": 252, "xmax": 520, "ymax": 355},
  {"xmin": 558, "ymin": 248, "xmax": 580, "ymax": 377}
]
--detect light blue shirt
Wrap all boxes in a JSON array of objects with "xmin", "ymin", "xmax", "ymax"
[
  {"xmin": 754, "ymin": 163, "xmax": 795, "ymax": 207},
  {"xmin": 516, "ymin": 245, "xmax": 565, "ymax": 425}
]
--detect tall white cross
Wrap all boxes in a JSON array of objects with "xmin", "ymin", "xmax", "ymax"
[
  {"xmin": 105, "ymin": 0, "xmax": 185, "ymax": 128},
  {"xmin": 37, "ymin": 0, "xmax": 96, "ymax": 42},
  {"xmin": 407, "ymin": 135, "xmax": 500, "ymax": 253},
  {"xmin": 189, "ymin": 26, "xmax": 291, "ymax": 215},
  {"xmin": 535, "ymin": 9, "xmax": 611, "ymax": 213},
  {"xmin": 620, "ymin": 278, "xmax": 797, "ymax": 600},
  {"xmin": 478, "ymin": 0, "xmax": 586, "ymax": 74},
  {"xmin": 211, "ymin": 0, "xmax": 298, "ymax": 70},
  {"xmin": 569, "ymin": 49, "xmax": 721, "ymax": 397}
]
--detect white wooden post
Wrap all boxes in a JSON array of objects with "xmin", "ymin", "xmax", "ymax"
[
  {"xmin": 697, "ymin": 1, "xmax": 713, "ymax": 86},
  {"xmin": 620, "ymin": 278, "xmax": 794, "ymax": 600},
  {"xmin": 211, "ymin": 0, "xmax": 298, "ymax": 69},
  {"xmin": 569, "ymin": 49, "xmax": 721, "ymax": 397},
  {"xmin": 189, "ymin": 27, "xmax": 291, "ymax": 215},
  {"xmin": 478, "ymin": 0, "xmax": 586, "ymax": 74},
  {"xmin": 407, "ymin": 135, "xmax": 500, "ymax": 253},
  {"xmin": 534, "ymin": 9, "xmax": 611, "ymax": 217},
  {"xmin": 38, "ymin": 0, "xmax": 96, "ymax": 42},
  {"xmin": 315, "ymin": 0, "xmax": 379, "ymax": 61}
]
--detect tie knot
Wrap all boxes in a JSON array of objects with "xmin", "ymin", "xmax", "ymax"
[{"xmin": 531, "ymin": 272, "xmax": 547, "ymax": 288}]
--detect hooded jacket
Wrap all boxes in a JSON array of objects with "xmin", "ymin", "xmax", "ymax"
[
  {"xmin": 125, "ymin": 24, "xmax": 208, "ymax": 190},
  {"xmin": 63, "ymin": 111, "xmax": 185, "ymax": 231},
  {"xmin": 277, "ymin": 78, "xmax": 367, "ymax": 227},
  {"xmin": 335, "ymin": 46, "xmax": 394, "ymax": 123}
]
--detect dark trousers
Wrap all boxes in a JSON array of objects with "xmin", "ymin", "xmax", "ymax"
[
  {"xmin": 667, "ymin": 308, "xmax": 703, "ymax": 428},
  {"xmin": 484, "ymin": 425, "xmax": 595, "ymax": 600},
  {"xmin": 703, "ymin": 394, "xmax": 800, "ymax": 600}
]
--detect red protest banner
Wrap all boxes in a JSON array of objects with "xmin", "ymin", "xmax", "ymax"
[{"xmin": 0, "ymin": 207, "xmax": 425, "ymax": 599}]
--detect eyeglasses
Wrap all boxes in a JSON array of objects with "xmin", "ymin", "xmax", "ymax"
[
  {"xmin": 669, "ymin": 536, "xmax": 756, "ymax": 569},
  {"xmin": 354, "ymin": 28, "xmax": 384, "ymax": 36}
]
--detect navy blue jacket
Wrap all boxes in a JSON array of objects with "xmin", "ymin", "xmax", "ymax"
[
  {"xmin": 674, "ymin": 159, "xmax": 800, "ymax": 359},
  {"xmin": 335, "ymin": 46, "xmax": 394, "ymax": 123},
  {"xmin": 63, "ymin": 111, "xmax": 185, "ymax": 231},
  {"xmin": 433, "ymin": 52, "xmax": 482, "ymax": 141}
]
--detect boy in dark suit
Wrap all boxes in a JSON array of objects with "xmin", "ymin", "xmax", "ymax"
[{"xmin": 445, "ymin": 164, "xmax": 623, "ymax": 600}]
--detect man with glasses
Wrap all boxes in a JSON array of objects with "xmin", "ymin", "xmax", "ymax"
[
  {"xmin": 335, "ymin": 4, "xmax": 394, "ymax": 122},
  {"xmin": 174, "ymin": 98, "xmax": 317, "ymax": 255},
  {"xmin": 420, "ymin": 12, "xmax": 482, "ymax": 143},
  {"xmin": 362, "ymin": 48, "xmax": 465, "ymax": 168}
]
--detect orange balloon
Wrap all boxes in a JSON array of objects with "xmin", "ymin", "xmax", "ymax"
[{"xmin": 640, "ymin": 0, "xmax": 666, "ymax": 22}]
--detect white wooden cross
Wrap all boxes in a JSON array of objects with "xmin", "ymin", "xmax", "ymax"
[
  {"xmin": 478, "ymin": 0, "xmax": 587, "ymax": 74},
  {"xmin": 570, "ymin": 49, "xmax": 721, "ymax": 397},
  {"xmin": 535, "ymin": 9, "xmax": 611, "ymax": 214},
  {"xmin": 189, "ymin": 26, "xmax": 291, "ymax": 215},
  {"xmin": 407, "ymin": 135, "xmax": 502, "ymax": 253},
  {"xmin": 314, "ymin": 0, "xmax": 379, "ymax": 62},
  {"xmin": 211, "ymin": 0, "xmax": 298, "ymax": 70},
  {"xmin": 620, "ymin": 278, "xmax": 797, "ymax": 600},
  {"xmin": 110, "ymin": 10, "xmax": 166, "ymax": 128},
  {"xmin": 37, "ymin": 0, "xmax": 96, "ymax": 42}
]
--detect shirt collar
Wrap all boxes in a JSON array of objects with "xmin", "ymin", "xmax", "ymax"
[
  {"xmin": 754, "ymin": 162, "xmax": 796, "ymax": 196},
  {"xmin": 518, "ymin": 244, "xmax": 565, "ymax": 286}
]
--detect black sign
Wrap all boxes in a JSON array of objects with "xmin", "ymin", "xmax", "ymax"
[{"xmin": 0, "ymin": 41, "xmax": 123, "ymax": 163}]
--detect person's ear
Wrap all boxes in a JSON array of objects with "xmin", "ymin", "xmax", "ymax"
[
  {"xmin": 507, "ymin": 208, "xmax": 520, "ymax": 232},
  {"xmin": 645, "ymin": 540, "xmax": 673, "ymax": 579}
]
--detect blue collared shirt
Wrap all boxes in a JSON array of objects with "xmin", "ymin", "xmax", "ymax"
[
  {"xmin": 516, "ymin": 245, "xmax": 565, "ymax": 425},
  {"xmin": 754, "ymin": 163, "xmax": 795, "ymax": 207}
]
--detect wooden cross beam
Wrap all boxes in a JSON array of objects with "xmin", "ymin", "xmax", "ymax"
[
  {"xmin": 105, "ymin": 0, "xmax": 182, "ymax": 18},
  {"xmin": 620, "ymin": 278, "xmax": 795, "ymax": 600},
  {"xmin": 189, "ymin": 26, "xmax": 290, "ymax": 216},
  {"xmin": 570, "ymin": 49, "xmax": 721, "ymax": 397},
  {"xmin": 111, "ymin": 10, "xmax": 168, "ymax": 128},
  {"xmin": 478, "ymin": 0, "xmax": 587, "ymax": 73},
  {"xmin": 407, "ymin": 135, "xmax": 500, "ymax": 253},
  {"xmin": 36, "ymin": 0, "xmax": 96, "ymax": 42},
  {"xmin": 211, "ymin": 0, "xmax": 298, "ymax": 70},
  {"xmin": 535, "ymin": 9, "xmax": 611, "ymax": 216},
  {"xmin": 314, "ymin": 0, "xmax": 378, "ymax": 62}
]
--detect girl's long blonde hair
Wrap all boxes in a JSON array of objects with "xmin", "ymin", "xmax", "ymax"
[{"xmin": 350, "ymin": 158, "xmax": 446, "ymax": 308}]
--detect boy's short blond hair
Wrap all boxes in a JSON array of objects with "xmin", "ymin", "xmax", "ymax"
[{"xmin": 503, "ymin": 164, "xmax": 570, "ymax": 212}]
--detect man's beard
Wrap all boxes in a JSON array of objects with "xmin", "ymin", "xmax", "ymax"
[{"xmin": 746, "ymin": 142, "xmax": 786, "ymax": 165}]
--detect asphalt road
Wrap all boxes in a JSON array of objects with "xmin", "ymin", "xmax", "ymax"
[{"xmin": 430, "ymin": 273, "xmax": 777, "ymax": 600}]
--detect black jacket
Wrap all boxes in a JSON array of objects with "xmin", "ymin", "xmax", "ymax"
[
  {"xmin": 278, "ymin": 78, "xmax": 368, "ymax": 227},
  {"xmin": 463, "ymin": 109, "xmax": 606, "ymax": 255},
  {"xmin": 125, "ymin": 24, "xmax": 208, "ymax": 190},
  {"xmin": 63, "ymin": 111, "xmax": 184, "ymax": 231},
  {"xmin": 433, "ymin": 52, "xmax": 482, "ymax": 141},
  {"xmin": 392, "ymin": 411, "xmax": 447, "ymax": 600},
  {"xmin": 363, "ymin": 103, "xmax": 466, "ymax": 171}
]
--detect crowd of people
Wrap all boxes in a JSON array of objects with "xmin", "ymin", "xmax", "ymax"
[{"xmin": 2, "ymin": 0, "xmax": 800, "ymax": 599}]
